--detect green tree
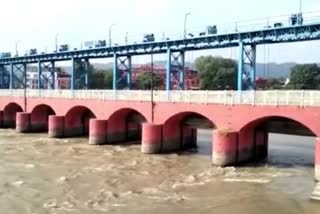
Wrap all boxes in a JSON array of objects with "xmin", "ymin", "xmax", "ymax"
[
  {"xmin": 136, "ymin": 73, "xmax": 163, "ymax": 90},
  {"xmin": 290, "ymin": 64, "xmax": 320, "ymax": 89},
  {"xmin": 89, "ymin": 69, "xmax": 113, "ymax": 89},
  {"xmin": 194, "ymin": 56, "xmax": 237, "ymax": 90}
]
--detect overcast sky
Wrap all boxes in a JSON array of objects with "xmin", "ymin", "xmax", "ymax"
[{"xmin": 0, "ymin": 0, "xmax": 320, "ymax": 64}]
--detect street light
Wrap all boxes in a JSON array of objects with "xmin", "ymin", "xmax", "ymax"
[
  {"xmin": 184, "ymin": 12, "xmax": 191, "ymax": 39},
  {"xmin": 150, "ymin": 50, "xmax": 154, "ymax": 122},
  {"xmin": 299, "ymin": 0, "xmax": 302, "ymax": 13},
  {"xmin": 125, "ymin": 32, "xmax": 128, "ymax": 45},
  {"xmin": 109, "ymin": 24, "xmax": 116, "ymax": 47},
  {"xmin": 15, "ymin": 40, "xmax": 21, "ymax": 56},
  {"xmin": 55, "ymin": 33, "xmax": 59, "ymax": 52}
]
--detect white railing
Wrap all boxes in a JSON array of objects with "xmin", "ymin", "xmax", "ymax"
[{"xmin": 1, "ymin": 89, "xmax": 320, "ymax": 107}]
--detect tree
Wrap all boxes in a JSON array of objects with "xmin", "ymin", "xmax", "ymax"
[
  {"xmin": 194, "ymin": 56, "xmax": 237, "ymax": 90},
  {"xmin": 89, "ymin": 69, "xmax": 113, "ymax": 89},
  {"xmin": 136, "ymin": 72, "xmax": 163, "ymax": 90},
  {"xmin": 290, "ymin": 64, "xmax": 320, "ymax": 89}
]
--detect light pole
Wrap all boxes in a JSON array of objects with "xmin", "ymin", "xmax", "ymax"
[
  {"xmin": 125, "ymin": 32, "xmax": 128, "ymax": 45},
  {"xmin": 150, "ymin": 50, "xmax": 154, "ymax": 122},
  {"xmin": 299, "ymin": 0, "xmax": 302, "ymax": 13},
  {"xmin": 109, "ymin": 24, "xmax": 116, "ymax": 47},
  {"xmin": 55, "ymin": 33, "xmax": 59, "ymax": 52},
  {"xmin": 15, "ymin": 40, "xmax": 21, "ymax": 56},
  {"xmin": 184, "ymin": 12, "xmax": 191, "ymax": 39}
]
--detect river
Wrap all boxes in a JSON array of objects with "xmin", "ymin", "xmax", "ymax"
[{"xmin": 0, "ymin": 129, "xmax": 318, "ymax": 214}]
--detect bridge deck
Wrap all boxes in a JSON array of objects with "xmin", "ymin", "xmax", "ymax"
[
  {"xmin": 0, "ymin": 23, "xmax": 320, "ymax": 65},
  {"xmin": 0, "ymin": 90, "xmax": 319, "ymax": 107}
]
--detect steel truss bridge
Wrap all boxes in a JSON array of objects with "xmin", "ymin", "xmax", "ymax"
[{"xmin": 0, "ymin": 12, "xmax": 320, "ymax": 91}]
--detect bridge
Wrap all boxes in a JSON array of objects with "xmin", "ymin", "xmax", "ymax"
[
  {"xmin": 0, "ymin": 12, "xmax": 320, "ymax": 185},
  {"xmin": 0, "ymin": 89, "xmax": 319, "ymax": 181}
]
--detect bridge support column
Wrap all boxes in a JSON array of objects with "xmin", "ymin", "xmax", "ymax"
[
  {"xmin": 0, "ymin": 111, "xmax": 3, "ymax": 128},
  {"xmin": 48, "ymin": 115, "xmax": 64, "ymax": 138},
  {"xmin": 238, "ymin": 128, "xmax": 255, "ymax": 163},
  {"xmin": 10, "ymin": 63, "xmax": 26, "ymax": 89},
  {"xmin": 89, "ymin": 119, "xmax": 108, "ymax": 145},
  {"xmin": 16, "ymin": 112, "xmax": 31, "ymax": 133},
  {"xmin": 142, "ymin": 123, "xmax": 162, "ymax": 154},
  {"xmin": 316, "ymin": 138, "xmax": 320, "ymax": 181},
  {"xmin": 254, "ymin": 129, "xmax": 268, "ymax": 161},
  {"xmin": 212, "ymin": 130, "xmax": 238, "ymax": 166},
  {"xmin": 238, "ymin": 42, "xmax": 256, "ymax": 91},
  {"xmin": 113, "ymin": 55, "xmax": 132, "ymax": 90},
  {"xmin": 166, "ymin": 49, "xmax": 185, "ymax": 92}
]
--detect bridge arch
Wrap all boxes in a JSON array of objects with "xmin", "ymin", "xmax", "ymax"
[
  {"xmin": 65, "ymin": 106, "xmax": 96, "ymax": 137},
  {"xmin": 238, "ymin": 115, "xmax": 317, "ymax": 164},
  {"xmin": 162, "ymin": 111, "xmax": 216, "ymax": 152},
  {"xmin": 31, "ymin": 104, "xmax": 55, "ymax": 132},
  {"xmin": 107, "ymin": 108, "xmax": 147, "ymax": 143},
  {"xmin": 3, "ymin": 103, "xmax": 23, "ymax": 128}
]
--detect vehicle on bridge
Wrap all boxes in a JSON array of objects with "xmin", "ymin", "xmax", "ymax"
[
  {"xmin": 95, "ymin": 40, "xmax": 107, "ymax": 48},
  {"xmin": 199, "ymin": 25, "xmax": 217, "ymax": 36},
  {"xmin": 289, "ymin": 13, "xmax": 303, "ymax": 26},
  {"xmin": 59, "ymin": 44, "xmax": 69, "ymax": 52},
  {"xmin": 0, "ymin": 52, "xmax": 11, "ymax": 58},
  {"xmin": 143, "ymin": 34, "xmax": 155, "ymax": 43},
  {"xmin": 29, "ymin": 49, "xmax": 37, "ymax": 55},
  {"xmin": 274, "ymin": 22, "xmax": 284, "ymax": 28}
]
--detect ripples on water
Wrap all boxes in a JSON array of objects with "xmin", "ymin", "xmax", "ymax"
[{"xmin": 0, "ymin": 129, "xmax": 318, "ymax": 214}]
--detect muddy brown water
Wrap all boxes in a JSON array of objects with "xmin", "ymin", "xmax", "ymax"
[{"xmin": 0, "ymin": 129, "xmax": 319, "ymax": 214}]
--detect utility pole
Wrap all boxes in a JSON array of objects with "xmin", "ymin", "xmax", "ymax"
[
  {"xmin": 184, "ymin": 13, "xmax": 191, "ymax": 39},
  {"xmin": 55, "ymin": 33, "xmax": 59, "ymax": 52},
  {"xmin": 109, "ymin": 24, "xmax": 116, "ymax": 47},
  {"xmin": 151, "ymin": 50, "xmax": 154, "ymax": 123}
]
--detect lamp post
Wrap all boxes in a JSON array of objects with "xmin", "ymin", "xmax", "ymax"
[
  {"xmin": 184, "ymin": 12, "xmax": 191, "ymax": 39},
  {"xmin": 125, "ymin": 32, "xmax": 128, "ymax": 45},
  {"xmin": 15, "ymin": 40, "xmax": 20, "ymax": 56},
  {"xmin": 109, "ymin": 24, "xmax": 116, "ymax": 47},
  {"xmin": 151, "ymin": 50, "xmax": 154, "ymax": 122},
  {"xmin": 55, "ymin": 33, "xmax": 59, "ymax": 52},
  {"xmin": 299, "ymin": 0, "xmax": 302, "ymax": 13}
]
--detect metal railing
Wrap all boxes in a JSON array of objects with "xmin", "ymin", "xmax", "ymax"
[{"xmin": 1, "ymin": 89, "xmax": 320, "ymax": 107}]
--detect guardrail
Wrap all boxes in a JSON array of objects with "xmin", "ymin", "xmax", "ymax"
[{"xmin": 0, "ymin": 89, "xmax": 320, "ymax": 107}]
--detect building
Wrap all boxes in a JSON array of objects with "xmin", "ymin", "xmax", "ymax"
[
  {"xmin": 132, "ymin": 65, "xmax": 200, "ymax": 90},
  {"xmin": 26, "ymin": 66, "xmax": 70, "ymax": 89}
]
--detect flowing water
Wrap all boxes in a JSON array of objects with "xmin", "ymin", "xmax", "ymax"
[{"xmin": 0, "ymin": 129, "xmax": 319, "ymax": 214}]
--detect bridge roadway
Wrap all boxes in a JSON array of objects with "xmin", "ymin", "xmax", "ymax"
[{"xmin": 0, "ymin": 89, "xmax": 319, "ymax": 181}]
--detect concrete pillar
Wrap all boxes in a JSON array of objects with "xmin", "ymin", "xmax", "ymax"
[
  {"xmin": 141, "ymin": 123, "xmax": 162, "ymax": 154},
  {"xmin": 255, "ymin": 129, "xmax": 268, "ymax": 161},
  {"xmin": 48, "ymin": 116, "xmax": 64, "ymax": 138},
  {"xmin": 316, "ymin": 138, "xmax": 320, "ymax": 181},
  {"xmin": 162, "ymin": 123, "xmax": 181, "ymax": 152},
  {"xmin": 107, "ymin": 117, "xmax": 126, "ymax": 143},
  {"xmin": 0, "ymin": 111, "xmax": 3, "ymax": 128},
  {"xmin": 238, "ymin": 128, "xmax": 254, "ymax": 163},
  {"xmin": 212, "ymin": 129, "xmax": 238, "ymax": 166},
  {"xmin": 89, "ymin": 119, "xmax": 107, "ymax": 145},
  {"xmin": 16, "ymin": 112, "xmax": 31, "ymax": 133}
]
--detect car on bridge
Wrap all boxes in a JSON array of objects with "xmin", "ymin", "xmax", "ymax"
[
  {"xmin": 29, "ymin": 49, "xmax": 37, "ymax": 55},
  {"xmin": 0, "ymin": 52, "xmax": 11, "ymax": 58},
  {"xmin": 59, "ymin": 44, "xmax": 69, "ymax": 52},
  {"xmin": 289, "ymin": 13, "xmax": 303, "ymax": 26},
  {"xmin": 143, "ymin": 34, "xmax": 155, "ymax": 43},
  {"xmin": 95, "ymin": 40, "xmax": 107, "ymax": 48},
  {"xmin": 199, "ymin": 25, "xmax": 218, "ymax": 36}
]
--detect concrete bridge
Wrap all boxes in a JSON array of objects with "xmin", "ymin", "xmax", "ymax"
[{"xmin": 0, "ymin": 89, "xmax": 319, "ymax": 181}]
